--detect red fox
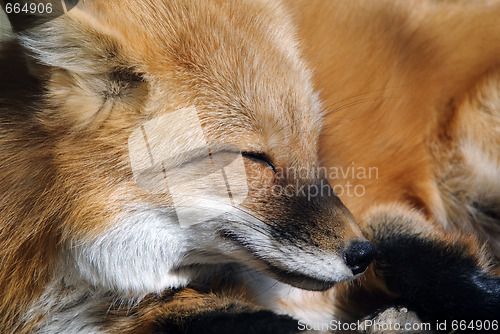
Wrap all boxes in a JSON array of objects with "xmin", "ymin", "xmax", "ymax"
[
  {"xmin": 2, "ymin": 0, "xmax": 500, "ymax": 333},
  {"xmin": 0, "ymin": 0, "xmax": 373, "ymax": 333}
]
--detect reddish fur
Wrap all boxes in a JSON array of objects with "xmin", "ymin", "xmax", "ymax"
[
  {"xmin": 288, "ymin": 0, "xmax": 500, "ymax": 254},
  {"xmin": 2, "ymin": 0, "xmax": 499, "ymax": 331},
  {"xmin": 287, "ymin": 0, "xmax": 500, "ymax": 319}
]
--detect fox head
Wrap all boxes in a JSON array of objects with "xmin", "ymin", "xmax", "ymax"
[{"xmin": 2, "ymin": 0, "xmax": 373, "ymax": 298}]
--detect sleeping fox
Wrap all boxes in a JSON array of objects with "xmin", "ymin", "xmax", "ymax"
[
  {"xmin": 2, "ymin": 0, "xmax": 500, "ymax": 333},
  {"xmin": 0, "ymin": 0, "xmax": 374, "ymax": 333}
]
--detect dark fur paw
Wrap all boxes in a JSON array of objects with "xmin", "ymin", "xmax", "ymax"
[{"xmin": 369, "ymin": 216, "xmax": 500, "ymax": 323}]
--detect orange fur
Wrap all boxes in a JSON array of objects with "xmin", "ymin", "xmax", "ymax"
[
  {"xmin": 2, "ymin": 0, "xmax": 499, "ymax": 331},
  {"xmin": 286, "ymin": 0, "xmax": 500, "ymax": 321},
  {"xmin": 288, "ymin": 0, "xmax": 500, "ymax": 257}
]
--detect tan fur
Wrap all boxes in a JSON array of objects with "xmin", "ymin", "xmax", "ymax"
[
  {"xmin": 288, "ymin": 0, "xmax": 500, "ymax": 257},
  {"xmin": 285, "ymin": 0, "xmax": 500, "ymax": 320},
  {"xmin": 4, "ymin": 0, "xmax": 499, "ymax": 330}
]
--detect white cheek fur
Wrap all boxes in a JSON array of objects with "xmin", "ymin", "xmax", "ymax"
[{"xmin": 68, "ymin": 208, "xmax": 194, "ymax": 296}]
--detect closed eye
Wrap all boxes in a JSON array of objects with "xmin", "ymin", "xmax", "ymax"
[{"xmin": 241, "ymin": 152, "xmax": 276, "ymax": 174}]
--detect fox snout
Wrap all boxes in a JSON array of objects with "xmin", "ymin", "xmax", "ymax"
[{"xmin": 215, "ymin": 172, "xmax": 375, "ymax": 290}]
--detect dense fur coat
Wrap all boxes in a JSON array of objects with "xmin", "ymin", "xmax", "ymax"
[{"xmin": 1, "ymin": 0, "xmax": 500, "ymax": 333}]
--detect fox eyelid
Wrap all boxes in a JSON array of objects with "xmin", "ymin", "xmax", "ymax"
[{"xmin": 241, "ymin": 152, "xmax": 276, "ymax": 174}]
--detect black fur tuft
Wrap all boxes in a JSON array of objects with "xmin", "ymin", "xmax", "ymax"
[{"xmin": 370, "ymin": 220, "xmax": 500, "ymax": 323}]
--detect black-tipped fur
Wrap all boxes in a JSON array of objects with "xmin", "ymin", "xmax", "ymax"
[{"xmin": 368, "ymin": 215, "xmax": 499, "ymax": 323}]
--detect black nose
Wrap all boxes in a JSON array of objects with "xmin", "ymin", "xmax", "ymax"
[{"xmin": 344, "ymin": 241, "xmax": 375, "ymax": 275}]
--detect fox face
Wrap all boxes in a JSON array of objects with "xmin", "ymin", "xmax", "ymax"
[{"xmin": 0, "ymin": 1, "xmax": 373, "ymax": 327}]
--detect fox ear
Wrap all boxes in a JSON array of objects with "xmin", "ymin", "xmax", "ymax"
[
  {"xmin": 17, "ymin": 6, "xmax": 127, "ymax": 74},
  {"xmin": 8, "ymin": 4, "xmax": 148, "ymax": 127}
]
